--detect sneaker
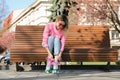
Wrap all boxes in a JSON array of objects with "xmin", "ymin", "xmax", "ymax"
[
  {"xmin": 45, "ymin": 69, "xmax": 52, "ymax": 73},
  {"xmin": 52, "ymin": 69, "xmax": 60, "ymax": 74}
]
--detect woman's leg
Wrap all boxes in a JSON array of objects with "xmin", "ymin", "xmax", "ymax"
[
  {"xmin": 53, "ymin": 38, "xmax": 61, "ymax": 73},
  {"xmin": 45, "ymin": 36, "xmax": 54, "ymax": 73}
]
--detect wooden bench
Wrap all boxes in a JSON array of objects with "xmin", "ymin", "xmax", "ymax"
[{"xmin": 10, "ymin": 25, "xmax": 118, "ymax": 71}]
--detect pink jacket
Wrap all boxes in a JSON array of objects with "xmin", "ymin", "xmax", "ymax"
[{"xmin": 42, "ymin": 22, "xmax": 66, "ymax": 52}]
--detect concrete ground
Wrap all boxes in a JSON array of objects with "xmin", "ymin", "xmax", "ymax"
[{"xmin": 0, "ymin": 63, "xmax": 120, "ymax": 80}]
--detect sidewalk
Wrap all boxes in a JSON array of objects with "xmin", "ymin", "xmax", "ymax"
[{"xmin": 0, "ymin": 64, "xmax": 120, "ymax": 80}]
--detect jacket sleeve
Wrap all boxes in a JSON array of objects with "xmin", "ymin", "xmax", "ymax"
[
  {"xmin": 60, "ymin": 35, "xmax": 66, "ymax": 52},
  {"xmin": 42, "ymin": 24, "xmax": 50, "ymax": 47}
]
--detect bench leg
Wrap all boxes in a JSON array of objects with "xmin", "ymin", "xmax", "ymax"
[
  {"xmin": 81, "ymin": 61, "xmax": 83, "ymax": 66},
  {"xmin": 16, "ymin": 62, "xmax": 24, "ymax": 72},
  {"xmin": 104, "ymin": 62, "xmax": 110, "ymax": 72},
  {"xmin": 16, "ymin": 62, "xmax": 19, "ymax": 71}
]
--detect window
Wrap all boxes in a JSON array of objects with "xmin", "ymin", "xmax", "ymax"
[{"xmin": 111, "ymin": 30, "xmax": 120, "ymax": 40}]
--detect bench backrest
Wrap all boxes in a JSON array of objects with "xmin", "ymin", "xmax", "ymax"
[
  {"xmin": 14, "ymin": 25, "xmax": 110, "ymax": 49},
  {"xmin": 65, "ymin": 25, "xmax": 110, "ymax": 48}
]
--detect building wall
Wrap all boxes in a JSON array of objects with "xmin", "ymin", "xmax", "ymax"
[
  {"xmin": 8, "ymin": 0, "xmax": 51, "ymax": 32},
  {"xmin": 17, "ymin": 1, "xmax": 51, "ymax": 25}
]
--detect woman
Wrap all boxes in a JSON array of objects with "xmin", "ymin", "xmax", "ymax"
[{"xmin": 42, "ymin": 14, "xmax": 68, "ymax": 74}]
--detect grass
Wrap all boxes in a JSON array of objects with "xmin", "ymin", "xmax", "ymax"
[{"xmin": 65, "ymin": 62, "xmax": 116, "ymax": 65}]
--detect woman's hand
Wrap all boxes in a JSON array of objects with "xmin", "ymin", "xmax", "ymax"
[
  {"xmin": 48, "ymin": 53, "xmax": 53, "ymax": 59},
  {"xmin": 58, "ymin": 54, "xmax": 62, "ymax": 61},
  {"xmin": 58, "ymin": 52, "xmax": 62, "ymax": 61}
]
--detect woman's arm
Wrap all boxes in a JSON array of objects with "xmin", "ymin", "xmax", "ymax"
[
  {"xmin": 45, "ymin": 47, "xmax": 53, "ymax": 59},
  {"xmin": 43, "ymin": 24, "xmax": 50, "ymax": 47},
  {"xmin": 60, "ymin": 35, "xmax": 66, "ymax": 52},
  {"xmin": 43, "ymin": 23, "xmax": 53, "ymax": 58},
  {"xmin": 58, "ymin": 35, "xmax": 66, "ymax": 60}
]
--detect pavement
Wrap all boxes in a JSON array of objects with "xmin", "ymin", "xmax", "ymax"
[{"xmin": 0, "ymin": 63, "xmax": 120, "ymax": 80}]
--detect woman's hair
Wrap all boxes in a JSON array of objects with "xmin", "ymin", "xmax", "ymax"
[{"xmin": 55, "ymin": 14, "xmax": 69, "ymax": 31}]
